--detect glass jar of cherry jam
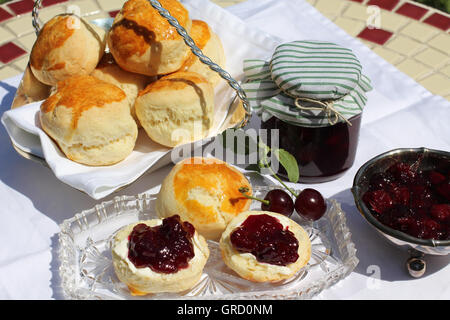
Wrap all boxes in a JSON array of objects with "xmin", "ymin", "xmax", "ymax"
[{"xmin": 261, "ymin": 114, "xmax": 362, "ymax": 183}]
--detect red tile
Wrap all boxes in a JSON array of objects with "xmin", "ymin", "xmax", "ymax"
[
  {"xmin": 0, "ymin": 42, "xmax": 27, "ymax": 64},
  {"xmin": 396, "ymin": 3, "xmax": 428, "ymax": 20},
  {"xmin": 7, "ymin": 0, "xmax": 34, "ymax": 15},
  {"xmin": 349, "ymin": 0, "xmax": 364, "ymax": 2},
  {"xmin": 109, "ymin": 10, "xmax": 120, "ymax": 18},
  {"xmin": 367, "ymin": 0, "xmax": 400, "ymax": 11},
  {"xmin": 357, "ymin": 27, "xmax": 393, "ymax": 45},
  {"xmin": 0, "ymin": 7, "xmax": 14, "ymax": 23},
  {"xmin": 424, "ymin": 13, "xmax": 450, "ymax": 31},
  {"xmin": 42, "ymin": 0, "xmax": 69, "ymax": 6}
]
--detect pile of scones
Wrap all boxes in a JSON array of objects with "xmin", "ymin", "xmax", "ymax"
[{"xmin": 15, "ymin": 0, "xmax": 225, "ymax": 166}]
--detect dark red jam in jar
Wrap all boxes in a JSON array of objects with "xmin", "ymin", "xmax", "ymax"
[
  {"xmin": 261, "ymin": 114, "xmax": 362, "ymax": 183},
  {"xmin": 128, "ymin": 215, "xmax": 196, "ymax": 274},
  {"xmin": 230, "ymin": 214, "xmax": 299, "ymax": 266}
]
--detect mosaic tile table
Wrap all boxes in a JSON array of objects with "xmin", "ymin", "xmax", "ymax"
[{"xmin": 0, "ymin": 0, "xmax": 449, "ymax": 100}]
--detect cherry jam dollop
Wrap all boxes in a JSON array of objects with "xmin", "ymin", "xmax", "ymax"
[
  {"xmin": 128, "ymin": 215, "xmax": 196, "ymax": 274},
  {"xmin": 230, "ymin": 214, "xmax": 299, "ymax": 266}
]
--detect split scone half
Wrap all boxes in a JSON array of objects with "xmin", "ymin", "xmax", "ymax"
[
  {"xmin": 111, "ymin": 215, "xmax": 210, "ymax": 295},
  {"xmin": 219, "ymin": 211, "xmax": 311, "ymax": 283}
]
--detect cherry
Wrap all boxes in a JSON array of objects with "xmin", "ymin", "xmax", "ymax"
[
  {"xmin": 369, "ymin": 172, "xmax": 395, "ymax": 191},
  {"xmin": 387, "ymin": 162, "xmax": 415, "ymax": 184},
  {"xmin": 429, "ymin": 170, "xmax": 446, "ymax": 186},
  {"xmin": 239, "ymin": 187, "xmax": 294, "ymax": 217},
  {"xmin": 261, "ymin": 189, "xmax": 294, "ymax": 217},
  {"xmin": 362, "ymin": 190, "xmax": 394, "ymax": 214},
  {"xmin": 295, "ymin": 188, "xmax": 327, "ymax": 221},
  {"xmin": 430, "ymin": 204, "xmax": 450, "ymax": 223}
]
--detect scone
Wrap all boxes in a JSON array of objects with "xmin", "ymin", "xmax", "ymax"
[
  {"xmin": 107, "ymin": 0, "xmax": 192, "ymax": 76},
  {"xmin": 220, "ymin": 211, "xmax": 311, "ymax": 282},
  {"xmin": 11, "ymin": 64, "xmax": 52, "ymax": 109},
  {"xmin": 90, "ymin": 53, "xmax": 154, "ymax": 125},
  {"xmin": 111, "ymin": 215, "xmax": 210, "ymax": 294},
  {"xmin": 135, "ymin": 71, "xmax": 214, "ymax": 147},
  {"xmin": 39, "ymin": 75, "xmax": 138, "ymax": 166},
  {"xmin": 156, "ymin": 157, "xmax": 253, "ymax": 241},
  {"xmin": 180, "ymin": 20, "xmax": 226, "ymax": 86},
  {"xmin": 30, "ymin": 14, "xmax": 106, "ymax": 86}
]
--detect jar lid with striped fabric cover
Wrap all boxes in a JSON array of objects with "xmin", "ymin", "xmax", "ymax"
[{"xmin": 242, "ymin": 40, "xmax": 372, "ymax": 128}]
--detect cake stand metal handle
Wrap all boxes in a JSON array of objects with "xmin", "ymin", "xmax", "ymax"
[{"xmin": 31, "ymin": 0, "xmax": 252, "ymax": 129}]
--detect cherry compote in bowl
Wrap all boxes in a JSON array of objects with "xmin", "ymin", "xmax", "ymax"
[{"xmin": 352, "ymin": 148, "xmax": 450, "ymax": 259}]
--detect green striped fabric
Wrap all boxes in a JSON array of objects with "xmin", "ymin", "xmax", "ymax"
[
  {"xmin": 242, "ymin": 41, "xmax": 372, "ymax": 127},
  {"xmin": 270, "ymin": 41, "xmax": 363, "ymax": 100}
]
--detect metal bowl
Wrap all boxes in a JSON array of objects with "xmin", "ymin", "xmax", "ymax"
[{"xmin": 352, "ymin": 148, "xmax": 450, "ymax": 258}]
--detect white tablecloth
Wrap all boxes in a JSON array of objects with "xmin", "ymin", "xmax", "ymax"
[{"xmin": 0, "ymin": 0, "xmax": 449, "ymax": 299}]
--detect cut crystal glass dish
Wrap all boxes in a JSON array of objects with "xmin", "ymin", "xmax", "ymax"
[{"xmin": 58, "ymin": 186, "xmax": 358, "ymax": 300}]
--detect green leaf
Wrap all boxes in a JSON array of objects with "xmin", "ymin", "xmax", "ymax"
[{"xmin": 274, "ymin": 149, "xmax": 300, "ymax": 183}]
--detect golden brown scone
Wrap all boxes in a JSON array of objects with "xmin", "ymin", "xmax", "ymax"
[
  {"xmin": 180, "ymin": 20, "xmax": 225, "ymax": 87},
  {"xmin": 219, "ymin": 211, "xmax": 311, "ymax": 283},
  {"xmin": 39, "ymin": 75, "xmax": 138, "ymax": 166},
  {"xmin": 156, "ymin": 157, "xmax": 253, "ymax": 241},
  {"xmin": 90, "ymin": 53, "xmax": 154, "ymax": 125},
  {"xmin": 11, "ymin": 64, "xmax": 52, "ymax": 109},
  {"xmin": 135, "ymin": 71, "xmax": 214, "ymax": 147},
  {"xmin": 30, "ymin": 14, "xmax": 106, "ymax": 86},
  {"xmin": 111, "ymin": 218, "xmax": 210, "ymax": 294},
  {"xmin": 107, "ymin": 0, "xmax": 192, "ymax": 76}
]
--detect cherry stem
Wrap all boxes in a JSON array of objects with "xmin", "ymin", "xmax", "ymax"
[
  {"xmin": 260, "ymin": 156, "xmax": 299, "ymax": 198},
  {"xmin": 239, "ymin": 187, "xmax": 270, "ymax": 205}
]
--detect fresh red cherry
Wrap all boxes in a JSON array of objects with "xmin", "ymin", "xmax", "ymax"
[
  {"xmin": 295, "ymin": 188, "xmax": 327, "ymax": 221},
  {"xmin": 238, "ymin": 187, "xmax": 294, "ymax": 217},
  {"xmin": 261, "ymin": 189, "xmax": 294, "ymax": 217}
]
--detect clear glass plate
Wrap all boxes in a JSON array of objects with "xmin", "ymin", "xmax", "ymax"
[{"xmin": 58, "ymin": 186, "xmax": 358, "ymax": 300}]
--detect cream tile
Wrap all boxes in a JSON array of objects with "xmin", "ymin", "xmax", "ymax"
[
  {"xmin": 379, "ymin": 10, "xmax": 409, "ymax": 32},
  {"xmin": 373, "ymin": 46, "xmax": 404, "ymax": 65},
  {"xmin": 5, "ymin": 14, "xmax": 35, "ymax": 37},
  {"xmin": 39, "ymin": 6, "xmax": 66, "ymax": 24},
  {"xmin": 68, "ymin": 0, "xmax": 100, "ymax": 16},
  {"xmin": 17, "ymin": 33, "xmax": 37, "ymax": 51},
  {"xmin": 414, "ymin": 48, "xmax": 449, "ymax": 69},
  {"xmin": 400, "ymin": 21, "xmax": 439, "ymax": 43},
  {"xmin": 13, "ymin": 55, "xmax": 29, "ymax": 71},
  {"xmin": 428, "ymin": 33, "xmax": 450, "ymax": 54},
  {"xmin": 0, "ymin": 66, "xmax": 21, "ymax": 80},
  {"xmin": 396, "ymin": 59, "xmax": 431, "ymax": 79},
  {"xmin": 385, "ymin": 35, "xmax": 425, "ymax": 57},
  {"xmin": 315, "ymin": 0, "xmax": 348, "ymax": 20},
  {"xmin": 305, "ymin": 0, "xmax": 317, "ymax": 5},
  {"xmin": 84, "ymin": 12, "xmax": 110, "ymax": 20},
  {"xmin": 334, "ymin": 16, "xmax": 365, "ymax": 37},
  {"xmin": 441, "ymin": 64, "xmax": 450, "ymax": 77},
  {"xmin": 445, "ymin": 94, "xmax": 450, "ymax": 102},
  {"xmin": 343, "ymin": 2, "xmax": 368, "ymax": 22},
  {"xmin": 97, "ymin": 0, "xmax": 126, "ymax": 12},
  {"xmin": 0, "ymin": 27, "xmax": 15, "ymax": 45},
  {"xmin": 419, "ymin": 74, "xmax": 450, "ymax": 96}
]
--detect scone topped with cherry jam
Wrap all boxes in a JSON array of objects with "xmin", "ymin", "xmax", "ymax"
[
  {"xmin": 219, "ymin": 211, "xmax": 311, "ymax": 283},
  {"xmin": 112, "ymin": 215, "xmax": 209, "ymax": 295}
]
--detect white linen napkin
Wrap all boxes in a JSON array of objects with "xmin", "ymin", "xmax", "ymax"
[{"xmin": 1, "ymin": 0, "xmax": 281, "ymax": 200}]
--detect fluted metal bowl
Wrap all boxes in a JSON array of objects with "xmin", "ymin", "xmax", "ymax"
[{"xmin": 352, "ymin": 148, "xmax": 450, "ymax": 256}]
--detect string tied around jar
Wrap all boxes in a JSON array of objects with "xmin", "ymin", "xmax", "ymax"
[{"xmin": 294, "ymin": 97, "xmax": 352, "ymax": 126}]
